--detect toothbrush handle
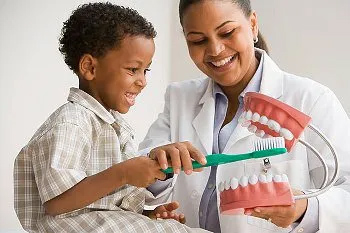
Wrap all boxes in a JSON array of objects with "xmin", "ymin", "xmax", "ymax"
[{"xmin": 162, "ymin": 161, "xmax": 206, "ymax": 174}]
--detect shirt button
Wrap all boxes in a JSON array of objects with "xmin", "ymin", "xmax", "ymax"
[
  {"xmin": 190, "ymin": 190, "xmax": 199, "ymax": 199},
  {"xmin": 297, "ymin": 228, "xmax": 304, "ymax": 233},
  {"xmin": 207, "ymin": 183, "xmax": 215, "ymax": 189}
]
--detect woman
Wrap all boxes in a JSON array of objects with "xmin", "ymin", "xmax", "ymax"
[{"xmin": 140, "ymin": 0, "xmax": 350, "ymax": 232}]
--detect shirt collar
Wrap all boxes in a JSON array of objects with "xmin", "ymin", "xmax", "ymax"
[
  {"xmin": 213, "ymin": 50, "xmax": 264, "ymax": 101},
  {"xmin": 67, "ymin": 87, "xmax": 115, "ymax": 124}
]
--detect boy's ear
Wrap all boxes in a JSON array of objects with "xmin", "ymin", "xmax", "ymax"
[{"xmin": 79, "ymin": 54, "xmax": 97, "ymax": 81}]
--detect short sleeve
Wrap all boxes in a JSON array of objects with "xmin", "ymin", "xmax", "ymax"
[{"xmin": 31, "ymin": 122, "xmax": 91, "ymax": 203}]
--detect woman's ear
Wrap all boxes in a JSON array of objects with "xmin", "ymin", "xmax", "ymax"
[
  {"xmin": 78, "ymin": 54, "xmax": 97, "ymax": 81},
  {"xmin": 250, "ymin": 11, "xmax": 259, "ymax": 40}
]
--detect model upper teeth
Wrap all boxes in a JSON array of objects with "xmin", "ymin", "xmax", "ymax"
[
  {"xmin": 240, "ymin": 110, "xmax": 294, "ymax": 141},
  {"xmin": 211, "ymin": 56, "xmax": 233, "ymax": 67},
  {"xmin": 218, "ymin": 174, "xmax": 290, "ymax": 191}
]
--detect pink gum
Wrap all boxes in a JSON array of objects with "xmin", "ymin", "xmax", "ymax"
[
  {"xmin": 220, "ymin": 182, "xmax": 295, "ymax": 214},
  {"xmin": 243, "ymin": 92, "xmax": 311, "ymax": 151}
]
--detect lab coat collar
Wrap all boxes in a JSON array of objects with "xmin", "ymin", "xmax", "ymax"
[{"xmin": 193, "ymin": 49, "xmax": 285, "ymax": 154}]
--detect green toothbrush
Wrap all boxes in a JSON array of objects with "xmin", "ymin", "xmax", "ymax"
[{"xmin": 162, "ymin": 137, "xmax": 287, "ymax": 174}]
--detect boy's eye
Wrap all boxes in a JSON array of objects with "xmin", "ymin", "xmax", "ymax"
[
  {"xmin": 144, "ymin": 68, "xmax": 151, "ymax": 75},
  {"xmin": 128, "ymin": 68, "xmax": 138, "ymax": 74}
]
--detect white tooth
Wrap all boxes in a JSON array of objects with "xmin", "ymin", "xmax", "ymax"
[
  {"xmin": 245, "ymin": 110, "xmax": 253, "ymax": 120},
  {"xmin": 266, "ymin": 174, "xmax": 273, "ymax": 182},
  {"xmin": 263, "ymin": 134, "xmax": 273, "ymax": 138},
  {"xmin": 248, "ymin": 175, "xmax": 258, "ymax": 185},
  {"xmin": 238, "ymin": 112, "xmax": 247, "ymax": 123},
  {"xmin": 230, "ymin": 177, "xmax": 238, "ymax": 189},
  {"xmin": 258, "ymin": 174, "xmax": 267, "ymax": 183},
  {"xmin": 273, "ymin": 175, "xmax": 282, "ymax": 182},
  {"xmin": 255, "ymin": 129, "xmax": 265, "ymax": 138},
  {"xmin": 281, "ymin": 174, "xmax": 289, "ymax": 182},
  {"xmin": 252, "ymin": 112, "xmax": 260, "ymax": 122},
  {"xmin": 280, "ymin": 128, "xmax": 294, "ymax": 141},
  {"xmin": 224, "ymin": 180, "xmax": 231, "ymax": 190},
  {"xmin": 218, "ymin": 182, "xmax": 225, "ymax": 192},
  {"xmin": 239, "ymin": 176, "xmax": 248, "ymax": 187},
  {"xmin": 248, "ymin": 125, "xmax": 257, "ymax": 133},
  {"xmin": 242, "ymin": 121, "xmax": 251, "ymax": 127},
  {"xmin": 267, "ymin": 120, "xmax": 281, "ymax": 132},
  {"xmin": 259, "ymin": 116, "xmax": 268, "ymax": 125}
]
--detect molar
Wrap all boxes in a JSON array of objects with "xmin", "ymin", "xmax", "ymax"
[
  {"xmin": 239, "ymin": 176, "xmax": 248, "ymax": 187},
  {"xmin": 230, "ymin": 177, "xmax": 239, "ymax": 190},
  {"xmin": 273, "ymin": 174, "xmax": 282, "ymax": 182},
  {"xmin": 258, "ymin": 174, "xmax": 267, "ymax": 183},
  {"xmin": 266, "ymin": 174, "xmax": 273, "ymax": 182},
  {"xmin": 267, "ymin": 119, "xmax": 281, "ymax": 132},
  {"xmin": 224, "ymin": 180, "xmax": 231, "ymax": 190},
  {"xmin": 245, "ymin": 110, "xmax": 253, "ymax": 120},
  {"xmin": 218, "ymin": 181, "xmax": 225, "ymax": 192},
  {"xmin": 280, "ymin": 128, "xmax": 294, "ymax": 141},
  {"xmin": 281, "ymin": 174, "xmax": 289, "ymax": 182},
  {"xmin": 248, "ymin": 175, "xmax": 258, "ymax": 185},
  {"xmin": 248, "ymin": 125, "xmax": 257, "ymax": 133},
  {"xmin": 255, "ymin": 129, "xmax": 265, "ymax": 138},
  {"xmin": 259, "ymin": 115, "xmax": 268, "ymax": 125},
  {"xmin": 252, "ymin": 112, "xmax": 260, "ymax": 122}
]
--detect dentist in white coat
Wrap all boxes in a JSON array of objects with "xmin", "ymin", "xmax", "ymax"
[{"xmin": 140, "ymin": 0, "xmax": 350, "ymax": 232}]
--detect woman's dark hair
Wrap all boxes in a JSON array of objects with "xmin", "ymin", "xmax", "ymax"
[
  {"xmin": 59, "ymin": 2, "xmax": 157, "ymax": 73},
  {"xmin": 179, "ymin": 0, "xmax": 269, "ymax": 54}
]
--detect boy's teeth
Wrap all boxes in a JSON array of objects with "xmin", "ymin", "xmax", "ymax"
[{"xmin": 211, "ymin": 56, "xmax": 233, "ymax": 67}]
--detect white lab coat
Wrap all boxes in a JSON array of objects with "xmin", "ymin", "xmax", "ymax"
[{"xmin": 140, "ymin": 50, "xmax": 350, "ymax": 233}]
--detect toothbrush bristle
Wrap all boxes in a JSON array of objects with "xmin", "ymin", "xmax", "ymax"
[{"xmin": 254, "ymin": 137, "xmax": 285, "ymax": 151}]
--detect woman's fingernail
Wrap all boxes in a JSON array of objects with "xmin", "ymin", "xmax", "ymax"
[
  {"xmin": 175, "ymin": 168, "xmax": 180, "ymax": 174},
  {"xmin": 245, "ymin": 211, "xmax": 252, "ymax": 216},
  {"xmin": 162, "ymin": 164, "xmax": 168, "ymax": 170},
  {"xmin": 254, "ymin": 208, "xmax": 261, "ymax": 213},
  {"xmin": 185, "ymin": 170, "xmax": 192, "ymax": 175}
]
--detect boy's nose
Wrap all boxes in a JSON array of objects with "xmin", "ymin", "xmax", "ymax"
[{"xmin": 135, "ymin": 74, "xmax": 147, "ymax": 88}]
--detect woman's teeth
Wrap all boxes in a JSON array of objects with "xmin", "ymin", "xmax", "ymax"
[
  {"xmin": 125, "ymin": 92, "xmax": 137, "ymax": 105},
  {"xmin": 211, "ymin": 55, "xmax": 233, "ymax": 67}
]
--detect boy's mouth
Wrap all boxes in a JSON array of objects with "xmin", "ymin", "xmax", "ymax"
[{"xmin": 125, "ymin": 92, "xmax": 138, "ymax": 106}]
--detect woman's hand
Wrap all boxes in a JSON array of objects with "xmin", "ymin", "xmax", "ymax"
[
  {"xmin": 121, "ymin": 156, "xmax": 166, "ymax": 187},
  {"xmin": 144, "ymin": 201, "xmax": 186, "ymax": 224},
  {"xmin": 148, "ymin": 141, "xmax": 207, "ymax": 175},
  {"xmin": 244, "ymin": 190, "xmax": 307, "ymax": 228}
]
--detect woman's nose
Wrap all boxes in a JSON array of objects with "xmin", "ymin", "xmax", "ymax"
[{"xmin": 206, "ymin": 39, "xmax": 225, "ymax": 56}]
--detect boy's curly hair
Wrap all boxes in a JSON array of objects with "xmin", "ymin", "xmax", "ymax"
[{"xmin": 59, "ymin": 2, "xmax": 157, "ymax": 73}]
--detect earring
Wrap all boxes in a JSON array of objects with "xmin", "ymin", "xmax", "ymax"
[{"xmin": 254, "ymin": 37, "xmax": 259, "ymax": 44}]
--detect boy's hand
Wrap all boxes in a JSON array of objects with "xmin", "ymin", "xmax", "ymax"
[
  {"xmin": 146, "ymin": 201, "xmax": 186, "ymax": 224},
  {"xmin": 148, "ymin": 141, "xmax": 206, "ymax": 175},
  {"xmin": 121, "ymin": 156, "xmax": 166, "ymax": 187}
]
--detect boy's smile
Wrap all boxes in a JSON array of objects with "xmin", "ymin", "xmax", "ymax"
[{"xmin": 79, "ymin": 35, "xmax": 155, "ymax": 113}]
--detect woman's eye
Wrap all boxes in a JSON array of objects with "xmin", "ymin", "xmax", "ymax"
[
  {"xmin": 221, "ymin": 29, "xmax": 235, "ymax": 38},
  {"xmin": 189, "ymin": 38, "xmax": 207, "ymax": 45}
]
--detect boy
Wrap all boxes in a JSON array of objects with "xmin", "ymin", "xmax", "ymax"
[{"xmin": 14, "ymin": 3, "xmax": 192, "ymax": 232}]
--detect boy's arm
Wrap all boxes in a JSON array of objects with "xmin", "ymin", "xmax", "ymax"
[{"xmin": 44, "ymin": 156, "xmax": 165, "ymax": 216}]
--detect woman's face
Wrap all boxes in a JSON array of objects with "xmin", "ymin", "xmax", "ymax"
[{"xmin": 182, "ymin": 0, "xmax": 258, "ymax": 87}]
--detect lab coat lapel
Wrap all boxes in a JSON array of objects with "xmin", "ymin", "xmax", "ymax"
[
  {"xmin": 192, "ymin": 79, "xmax": 215, "ymax": 155},
  {"xmin": 223, "ymin": 50, "xmax": 285, "ymax": 153}
]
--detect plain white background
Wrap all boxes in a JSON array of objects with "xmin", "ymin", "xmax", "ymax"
[{"xmin": 1, "ymin": 0, "xmax": 349, "ymax": 232}]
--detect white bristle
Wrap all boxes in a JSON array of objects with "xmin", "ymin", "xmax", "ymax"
[{"xmin": 253, "ymin": 137, "xmax": 285, "ymax": 151}]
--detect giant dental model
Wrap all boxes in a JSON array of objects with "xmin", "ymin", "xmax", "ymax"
[{"xmin": 219, "ymin": 92, "xmax": 339, "ymax": 214}]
